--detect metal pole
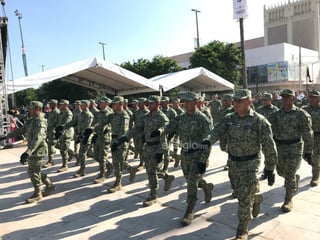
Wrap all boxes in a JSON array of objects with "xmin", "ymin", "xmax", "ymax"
[
  {"xmin": 191, "ymin": 9, "xmax": 200, "ymax": 49},
  {"xmin": 15, "ymin": 10, "xmax": 28, "ymax": 76},
  {"xmin": 40, "ymin": 64, "xmax": 45, "ymax": 72},
  {"xmin": 299, "ymin": 46, "xmax": 302, "ymax": 91},
  {"xmin": 240, "ymin": 18, "xmax": 247, "ymax": 89},
  {"xmin": 98, "ymin": 42, "xmax": 106, "ymax": 60}
]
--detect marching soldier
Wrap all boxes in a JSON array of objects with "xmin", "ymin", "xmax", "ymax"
[
  {"xmin": 256, "ymin": 93, "xmax": 279, "ymax": 122},
  {"xmin": 72, "ymin": 100, "xmax": 82, "ymax": 166}
]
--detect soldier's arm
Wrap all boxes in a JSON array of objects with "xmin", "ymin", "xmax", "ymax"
[
  {"xmin": 300, "ymin": 110, "xmax": 314, "ymax": 154},
  {"xmin": 6, "ymin": 125, "xmax": 26, "ymax": 139},
  {"xmin": 260, "ymin": 119, "xmax": 278, "ymax": 171}
]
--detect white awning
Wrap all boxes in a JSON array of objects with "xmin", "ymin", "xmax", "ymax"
[
  {"xmin": 8, "ymin": 57, "xmax": 159, "ymax": 96},
  {"xmin": 151, "ymin": 67, "xmax": 234, "ymax": 92}
]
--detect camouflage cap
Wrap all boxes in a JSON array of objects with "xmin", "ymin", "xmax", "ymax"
[
  {"xmin": 308, "ymin": 89, "xmax": 320, "ymax": 97},
  {"xmin": 170, "ymin": 96, "xmax": 180, "ymax": 103},
  {"xmin": 74, "ymin": 100, "xmax": 81, "ymax": 105},
  {"xmin": 99, "ymin": 96, "xmax": 112, "ymax": 103},
  {"xmin": 147, "ymin": 95, "xmax": 161, "ymax": 103},
  {"xmin": 81, "ymin": 100, "xmax": 90, "ymax": 105},
  {"xmin": 255, "ymin": 92, "xmax": 262, "ymax": 97},
  {"xmin": 233, "ymin": 89, "xmax": 252, "ymax": 99},
  {"xmin": 181, "ymin": 91, "xmax": 199, "ymax": 101},
  {"xmin": 280, "ymin": 89, "xmax": 295, "ymax": 96},
  {"xmin": 223, "ymin": 93, "xmax": 233, "ymax": 100},
  {"xmin": 124, "ymin": 98, "xmax": 129, "ymax": 103},
  {"xmin": 48, "ymin": 99, "xmax": 58, "ymax": 104},
  {"xmin": 28, "ymin": 101, "xmax": 43, "ymax": 109},
  {"xmin": 261, "ymin": 93, "xmax": 272, "ymax": 100},
  {"xmin": 59, "ymin": 99, "xmax": 69, "ymax": 105},
  {"xmin": 89, "ymin": 99, "xmax": 96, "ymax": 103},
  {"xmin": 161, "ymin": 96, "xmax": 170, "ymax": 102},
  {"xmin": 131, "ymin": 99, "xmax": 138, "ymax": 104},
  {"xmin": 199, "ymin": 96, "xmax": 205, "ymax": 102},
  {"xmin": 138, "ymin": 97, "xmax": 147, "ymax": 103},
  {"xmin": 112, "ymin": 96, "xmax": 124, "ymax": 103}
]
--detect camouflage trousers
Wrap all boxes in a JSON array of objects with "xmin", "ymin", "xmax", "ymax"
[
  {"xmin": 59, "ymin": 134, "xmax": 73, "ymax": 164},
  {"xmin": 28, "ymin": 157, "xmax": 49, "ymax": 187},
  {"xmin": 276, "ymin": 143, "xmax": 302, "ymax": 192},
  {"xmin": 79, "ymin": 142, "xmax": 91, "ymax": 168},
  {"xmin": 143, "ymin": 145, "xmax": 166, "ymax": 190},
  {"xmin": 228, "ymin": 158, "xmax": 260, "ymax": 221},
  {"xmin": 133, "ymin": 135, "xmax": 144, "ymax": 156},
  {"xmin": 93, "ymin": 135, "xmax": 110, "ymax": 171},
  {"xmin": 180, "ymin": 151, "xmax": 203, "ymax": 204},
  {"xmin": 47, "ymin": 131, "xmax": 58, "ymax": 159},
  {"xmin": 312, "ymin": 137, "xmax": 320, "ymax": 170},
  {"xmin": 111, "ymin": 143, "xmax": 129, "ymax": 177}
]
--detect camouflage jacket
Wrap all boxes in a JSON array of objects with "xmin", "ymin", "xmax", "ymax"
[
  {"xmin": 256, "ymin": 104, "xmax": 278, "ymax": 122},
  {"xmin": 269, "ymin": 105, "xmax": 313, "ymax": 153},
  {"xmin": 46, "ymin": 108, "xmax": 60, "ymax": 132},
  {"xmin": 106, "ymin": 109, "xmax": 130, "ymax": 144},
  {"xmin": 210, "ymin": 109, "xmax": 277, "ymax": 171},
  {"xmin": 7, "ymin": 113, "xmax": 48, "ymax": 158},
  {"xmin": 58, "ymin": 109, "xmax": 73, "ymax": 137},
  {"xmin": 162, "ymin": 107, "xmax": 177, "ymax": 122}
]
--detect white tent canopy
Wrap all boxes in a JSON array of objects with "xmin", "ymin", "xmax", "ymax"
[
  {"xmin": 8, "ymin": 57, "xmax": 159, "ymax": 95},
  {"xmin": 150, "ymin": 67, "xmax": 234, "ymax": 93},
  {"xmin": 7, "ymin": 58, "xmax": 234, "ymax": 97}
]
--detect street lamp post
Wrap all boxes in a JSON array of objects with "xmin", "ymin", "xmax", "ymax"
[
  {"xmin": 98, "ymin": 42, "xmax": 106, "ymax": 60},
  {"xmin": 14, "ymin": 9, "xmax": 28, "ymax": 76},
  {"xmin": 40, "ymin": 64, "xmax": 46, "ymax": 72},
  {"xmin": 191, "ymin": 9, "xmax": 200, "ymax": 49}
]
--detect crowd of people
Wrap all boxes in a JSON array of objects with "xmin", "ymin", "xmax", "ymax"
[{"xmin": 1, "ymin": 87, "xmax": 319, "ymax": 240}]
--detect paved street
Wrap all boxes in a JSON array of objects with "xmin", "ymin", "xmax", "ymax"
[{"xmin": 0, "ymin": 142, "xmax": 320, "ymax": 240}]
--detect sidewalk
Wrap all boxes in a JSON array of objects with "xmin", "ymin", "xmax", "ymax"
[{"xmin": 0, "ymin": 143, "xmax": 320, "ymax": 240}]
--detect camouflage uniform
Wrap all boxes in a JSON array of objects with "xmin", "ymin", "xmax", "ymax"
[
  {"xmin": 57, "ymin": 100, "xmax": 73, "ymax": 171},
  {"xmin": 209, "ymin": 89, "xmax": 277, "ymax": 239},
  {"xmin": 92, "ymin": 96, "xmax": 113, "ymax": 183},
  {"xmin": 44, "ymin": 99, "xmax": 60, "ymax": 166},
  {"xmin": 72, "ymin": 100, "xmax": 82, "ymax": 165},
  {"xmin": 208, "ymin": 97, "xmax": 222, "ymax": 124},
  {"xmin": 66, "ymin": 100, "xmax": 94, "ymax": 177},
  {"xmin": 256, "ymin": 93, "xmax": 279, "ymax": 122},
  {"xmin": 161, "ymin": 96, "xmax": 177, "ymax": 172},
  {"xmin": 126, "ymin": 95, "xmax": 174, "ymax": 206},
  {"xmin": 269, "ymin": 89, "xmax": 313, "ymax": 212},
  {"xmin": 302, "ymin": 90, "xmax": 320, "ymax": 186},
  {"xmin": 107, "ymin": 96, "xmax": 137, "ymax": 193},
  {"xmin": 7, "ymin": 101, "xmax": 55, "ymax": 203},
  {"xmin": 131, "ymin": 98, "xmax": 150, "ymax": 167}
]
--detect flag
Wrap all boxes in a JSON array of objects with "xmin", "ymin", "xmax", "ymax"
[{"xmin": 306, "ymin": 66, "xmax": 312, "ymax": 83}]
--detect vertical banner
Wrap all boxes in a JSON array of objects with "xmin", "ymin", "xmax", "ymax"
[{"xmin": 233, "ymin": 0, "xmax": 248, "ymax": 19}]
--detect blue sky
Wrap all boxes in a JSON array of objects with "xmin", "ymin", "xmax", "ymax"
[{"xmin": 3, "ymin": 0, "xmax": 281, "ymax": 79}]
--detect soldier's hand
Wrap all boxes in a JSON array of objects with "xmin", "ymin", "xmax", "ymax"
[
  {"xmin": 111, "ymin": 143, "xmax": 118, "ymax": 153},
  {"xmin": 155, "ymin": 153, "xmax": 163, "ymax": 163},
  {"xmin": 91, "ymin": 134, "xmax": 98, "ymax": 144},
  {"xmin": 167, "ymin": 132, "xmax": 175, "ymax": 142},
  {"xmin": 150, "ymin": 129, "xmax": 161, "ymax": 138},
  {"xmin": 303, "ymin": 153, "xmax": 312, "ymax": 165},
  {"xmin": 55, "ymin": 126, "xmax": 63, "ymax": 139},
  {"xmin": 20, "ymin": 152, "xmax": 29, "ymax": 165},
  {"xmin": 264, "ymin": 169, "xmax": 275, "ymax": 186},
  {"xmin": 0, "ymin": 135, "xmax": 6, "ymax": 141},
  {"xmin": 118, "ymin": 136, "xmax": 128, "ymax": 146},
  {"xmin": 198, "ymin": 162, "xmax": 207, "ymax": 174}
]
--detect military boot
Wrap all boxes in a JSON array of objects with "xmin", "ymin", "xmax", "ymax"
[
  {"xmin": 252, "ymin": 194, "xmax": 263, "ymax": 218},
  {"xmin": 310, "ymin": 166, "xmax": 320, "ymax": 187},
  {"xmin": 173, "ymin": 154, "xmax": 181, "ymax": 168},
  {"xmin": 94, "ymin": 171, "xmax": 106, "ymax": 184},
  {"xmin": 181, "ymin": 202, "xmax": 196, "ymax": 226},
  {"xmin": 138, "ymin": 159, "xmax": 144, "ymax": 170},
  {"xmin": 57, "ymin": 163, "xmax": 68, "ymax": 172},
  {"xmin": 163, "ymin": 174, "xmax": 175, "ymax": 191},
  {"xmin": 143, "ymin": 189, "xmax": 158, "ymax": 207},
  {"xmin": 235, "ymin": 220, "xmax": 249, "ymax": 240},
  {"xmin": 294, "ymin": 174, "xmax": 300, "ymax": 193},
  {"xmin": 105, "ymin": 161, "xmax": 114, "ymax": 178},
  {"xmin": 68, "ymin": 150, "xmax": 74, "ymax": 162},
  {"xmin": 26, "ymin": 186, "xmax": 43, "ymax": 204},
  {"xmin": 128, "ymin": 166, "xmax": 138, "ymax": 183},
  {"xmin": 42, "ymin": 178, "xmax": 56, "ymax": 197},
  {"xmin": 202, "ymin": 183, "xmax": 214, "ymax": 203},
  {"xmin": 43, "ymin": 156, "xmax": 54, "ymax": 168},
  {"xmin": 73, "ymin": 165, "xmax": 85, "ymax": 178},
  {"xmin": 281, "ymin": 190, "xmax": 294, "ymax": 213},
  {"xmin": 108, "ymin": 176, "xmax": 122, "ymax": 193}
]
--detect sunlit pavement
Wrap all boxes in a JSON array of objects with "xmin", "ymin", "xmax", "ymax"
[{"xmin": 0, "ymin": 142, "xmax": 320, "ymax": 240}]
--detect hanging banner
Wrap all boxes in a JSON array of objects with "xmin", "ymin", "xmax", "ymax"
[{"xmin": 233, "ymin": 0, "xmax": 248, "ymax": 19}]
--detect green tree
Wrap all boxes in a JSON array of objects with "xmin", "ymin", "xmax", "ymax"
[
  {"xmin": 14, "ymin": 88, "xmax": 38, "ymax": 107},
  {"xmin": 120, "ymin": 55, "xmax": 183, "ymax": 78},
  {"xmin": 36, "ymin": 79, "xmax": 96, "ymax": 103},
  {"xmin": 190, "ymin": 40, "xmax": 241, "ymax": 84}
]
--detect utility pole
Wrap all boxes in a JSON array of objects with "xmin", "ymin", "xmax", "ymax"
[
  {"xmin": 191, "ymin": 9, "xmax": 200, "ymax": 49},
  {"xmin": 40, "ymin": 64, "xmax": 46, "ymax": 72},
  {"xmin": 14, "ymin": 9, "xmax": 28, "ymax": 76},
  {"xmin": 98, "ymin": 42, "xmax": 106, "ymax": 60},
  {"xmin": 240, "ymin": 18, "xmax": 247, "ymax": 89}
]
